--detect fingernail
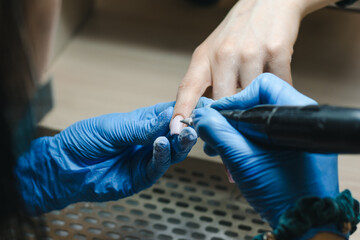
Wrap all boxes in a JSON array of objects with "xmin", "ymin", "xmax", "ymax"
[
  {"xmin": 225, "ymin": 167, "xmax": 235, "ymax": 183},
  {"xmin": 170, "ymin": 115, "xmax": 185, "ymax": 135}
]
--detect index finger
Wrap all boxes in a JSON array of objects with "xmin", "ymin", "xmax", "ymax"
[{"xmin": 171, "ymin": 55, "xmax": 211, "ymax": 135}]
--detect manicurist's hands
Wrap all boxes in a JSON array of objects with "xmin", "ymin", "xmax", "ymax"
[
  {"xmin": 193, "ymin": 74, "xmax": 339, "ymax": 229},
  {"xmin": 170, "ymin": 0, "xmax": 338, "ymax": 134},
  {"xmin": 15, "ymin": 100, "xmax": 208, "ymax": 215}
]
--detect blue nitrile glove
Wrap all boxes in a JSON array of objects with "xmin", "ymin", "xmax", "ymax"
[
  {"xmin": 193, "ymin": 74, "xmax": 342, "ymax": 239},
  {"xmin": 15, "ymin": 100, "xmax": 208, "ymax": 216}
]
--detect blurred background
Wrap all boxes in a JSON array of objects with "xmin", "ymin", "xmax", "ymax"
[{"xmin": 29, "ymin": 0, "xmax": 360, "ymax": 239}]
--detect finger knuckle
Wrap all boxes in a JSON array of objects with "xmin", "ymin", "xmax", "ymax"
[
  {"xmin": 266, "ymin": 40, "xmax": 294, "ymax": 58},
  {"xmin": 215, "ymin": 40, "xmax": 237, "ymax": 62},
  {"xmin": 178, "ymin": 81, "xmax": 191, "ymax": 91},
  {"xmin": 192, "ymin": 45, "xmax": 206, "ymax": 59},
  {"xmin": 179, "ymin": 80, "xmax": 206, "ymax": 93},
  {"xmin": 266, "ymin": 41, "xmax": 283, "ymax": 56},
  {"xmin": 180, "ymin": 71, "xmax": 211, "ymax": 91},
  {"xmin": 239, "ymin": 46, "xmax": 259, "ymax": 63}
]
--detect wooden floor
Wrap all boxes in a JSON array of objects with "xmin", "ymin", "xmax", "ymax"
[{"xmin": 40, "ymin": 1, "xmax": 360, "ymax": 237}]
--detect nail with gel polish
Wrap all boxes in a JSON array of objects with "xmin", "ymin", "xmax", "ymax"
[{"xmin": 170, "ymin": 115, "xmax": 185, "ymax": 135}]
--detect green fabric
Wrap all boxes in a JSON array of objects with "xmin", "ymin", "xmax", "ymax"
[{"xmin": 253, "ymin": 190, "xmax": 360, "ymax": 240}]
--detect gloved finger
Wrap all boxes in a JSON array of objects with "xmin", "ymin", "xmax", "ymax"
[
  {"xmin": 170, "ymin": 127, "xmax": 198, "ymax": 164},
  {"xmin": 146, "ymin": 136, "xmax": 171, "ymax": 182},
  {"xmin": 193, "ymin": 107, "xmax": 256, "ymax": 168},
  {"xmin": 152, "ymin": 101, "xmax": 176, "ymax": 116},
  {"xmin": 171, "ymin": 56, "xmax": 211, "ymax": 135},
  {"xmin": 211, "ymin": 60, "xmax": 238, "ymax": 100},
  {"xmin": 112, "ymin": 107, "xmax": 173, "ymax": 146},
  {"xmin": 203, "ymin": 142, "xmax": 218, "ymax": 157},
  {"xmin": 196, "ymin": 97, "xmax": 214, "ymax": 109},
  {"xmin": 140, "ymin": 98, "xmax": 209, "ymax": 121},
  {"xmin": 211, "ymin": 73, "xmax": 316, "ymax": 111}
]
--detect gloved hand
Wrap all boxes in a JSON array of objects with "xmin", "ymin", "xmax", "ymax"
[
  {"xmin": 193, "ymin": 74, "xmax": 340, "ymax": 236},
  {"xmin": 15, "ymin": 100, "xmax": 208, "ymax": 216}
]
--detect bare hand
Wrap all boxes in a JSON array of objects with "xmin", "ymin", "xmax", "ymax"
[{"xmin": 170, "ymin": 0, "xmax": 334, "ymax": 134}]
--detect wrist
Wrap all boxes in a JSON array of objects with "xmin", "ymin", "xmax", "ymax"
[
  {"xmin": 15, "ymin": 137, "xmax": 54, "ymax": 215},
  {"xmin": 231, "ymin": 0, "xmax": 306, "ymax": 18},
  {"xmin": 296, "ymin": 0, "xmax": 339, "ymax": 17}
]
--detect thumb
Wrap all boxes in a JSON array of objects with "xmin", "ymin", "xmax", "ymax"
[{"xmin": 193, "ymin": 107, "xmax": 254, "ymax": 169}]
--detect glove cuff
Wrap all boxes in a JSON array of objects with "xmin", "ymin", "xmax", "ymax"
[
  {"xmin": 253, "ymin": 190, "xmax": 360, "ymax": 240},
  {"xmin": 15, "ymin": 137, "xmax": 53, "ymax": 216}
]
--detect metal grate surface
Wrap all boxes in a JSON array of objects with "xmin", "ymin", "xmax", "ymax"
[{"xmin": 26, "ymin": 158, "xmax": 271, "ymax": 240}]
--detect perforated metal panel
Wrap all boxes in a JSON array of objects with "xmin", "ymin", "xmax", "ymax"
[{"xmin": 26, "ymin": 158, "xmax": 271, "ymax": 240}]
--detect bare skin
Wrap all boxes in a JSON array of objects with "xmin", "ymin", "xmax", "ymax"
[
  {"xmin": 170, "ymin": 0, "xmax": 338, "ymax": 134},
  {"xmin": 172, "ymin": 0, "xmax": 348, "ymax": 238},
  {"xmin": 311, "ymin": 232, "xmax": 346, "ymax": 240},
  {"xmin": 22, "ymin": 2, "xmax": 349, "ymax": 239}
]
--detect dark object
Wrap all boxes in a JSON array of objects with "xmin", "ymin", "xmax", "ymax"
[
  {"xmin": 253, "ymin": 190, "xmax": 360, "ymax": 240},
  {"xmin": 219, "ymin": 104, "xmax": 360, "ymax": 153},
  {"xmin": 336, "ymin": 0, "xmax": 358, "ymax": 7},
  {"xmin": 187, "ymin": 0, "xmax": 220, "ymax": 6},
  {"xmin": 0, "ymin": 0, "xmax": 45, "ymax": 239}
]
